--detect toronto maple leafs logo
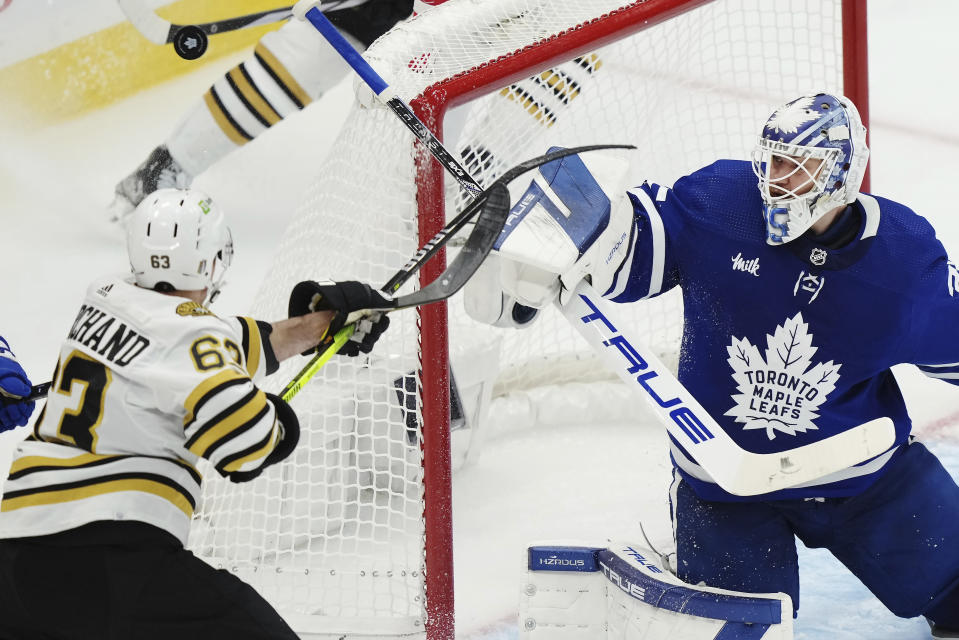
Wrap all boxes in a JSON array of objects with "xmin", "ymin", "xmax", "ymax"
[
  {"xmin": 767, "ymin": 96, "xmax": 816, "ymax": 135},
  {"xmin": 725, "ymin": 312, "xmax": 841, "ymax": 439}
]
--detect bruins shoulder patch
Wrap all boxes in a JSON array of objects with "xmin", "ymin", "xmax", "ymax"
[{"xmin": 176, "ymin": 302, "xmax": 215, "ymax": 317}]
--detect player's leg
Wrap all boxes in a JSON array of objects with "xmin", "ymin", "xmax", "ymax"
[
  {"xmin": 0, "ymin": 521, "xmax": 297, "ymax": 639},
  {"xmin": 671, "ymin": 471, "xmax": 802, "ymax": 614},
  {"xmin": 112, "ymin": 0, "xmax": 413, "ymax": 221},
  {"xmin": 0, "ymin": 536, "xmax": 110, "ymax": 638},
  {"xmin": 792, "ymin": 440, "xmax": 959, "ymax": 631},
  {"xmin": 111, "ymin": 18, "xmax": 361, "ymax": 220},
  {"xmin": 118, "ymin": 536, "xmax": 298, "ymax": 639},
  {"xmin": 0, "ymin": 527, "xmax": 126, "ymax": 639}
]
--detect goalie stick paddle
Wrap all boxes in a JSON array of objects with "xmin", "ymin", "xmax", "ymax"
[
  {"xmin": 280, "ymin": 144, "xmax": 632, "ymax": 403},
  {"xmin": 294, "ymin": 0, "xmax": 484, "ymax": 197},
  {"xmin": 560, "ymin": 280, "xmax": 897, "ymax": 496}
]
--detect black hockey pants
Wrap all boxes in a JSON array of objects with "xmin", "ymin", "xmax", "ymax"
[{"xmin": 0, "ymin": 521, "xmax": 299, "ymax": 640}]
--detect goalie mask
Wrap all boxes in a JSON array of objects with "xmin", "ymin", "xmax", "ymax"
[
  {"xmin": 751, "ymin": 93, "xmax": 869, "ymax": 244},
  {"xmin": 127, "ymin": 188, "xmax": 234, "ymax": 303}
]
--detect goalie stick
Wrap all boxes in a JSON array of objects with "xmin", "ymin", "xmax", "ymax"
[
  {"xmin": 560, "ymin": 280, "xmax": 897, "ymax": 496},
  {"xmin": 279, "ymin": 144, "xmax": 631, "ymax": 402},
  {"xmin": 293, "ymin": 0, "xmax": 484, "ymax": 197}
]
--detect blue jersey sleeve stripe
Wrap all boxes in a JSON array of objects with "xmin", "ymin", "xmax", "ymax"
[{"xmin": 630, "ymin": 186, "xmax": 666, "ymax": 297}]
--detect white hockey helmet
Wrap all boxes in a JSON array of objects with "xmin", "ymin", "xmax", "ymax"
[
  {"xmin": 751, "ymin": 93, "xmax": 869, "ymax": 244},
  {"xmin": 126, "ymin": 188, "xmax": 233, "ymax": 303}
]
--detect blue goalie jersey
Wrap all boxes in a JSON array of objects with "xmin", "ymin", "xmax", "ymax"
[{"xmin": 613, "ymin": 160, "xmax": 959, "ymax": 501}]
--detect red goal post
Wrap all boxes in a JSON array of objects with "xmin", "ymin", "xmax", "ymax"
[{"xmin": 189, "ymin": 1, "xmax": 869, "ymax": 639}]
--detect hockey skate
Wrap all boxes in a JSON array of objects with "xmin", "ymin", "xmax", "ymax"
[{"xmin": 108, "ymin": 145, "xmax": 191, "ymax": 224}]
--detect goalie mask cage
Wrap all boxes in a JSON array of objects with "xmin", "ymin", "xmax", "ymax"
[{"xmin": 187, "ymin": 1, "xmax": 868, "ymax": 638}]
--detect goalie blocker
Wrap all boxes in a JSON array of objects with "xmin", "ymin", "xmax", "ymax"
[{"xmin": 521, "ymin": 543, "xmax": 793, "ymax": 639}]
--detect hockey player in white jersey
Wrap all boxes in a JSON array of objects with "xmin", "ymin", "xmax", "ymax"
[
  {"xmin": 0, "ymin": 335, "xmax": 35, "ymax": 431},
  {"xmin": 485, "ymin": 94, "xmax": 959, "ymax": 638},
  {"xmin": 0, "ymin": 188, "xmax": 391, "ymax": 639},
  {"xmin": 110, "ymin": 0, "xmax": 446, "ymax": 221}
]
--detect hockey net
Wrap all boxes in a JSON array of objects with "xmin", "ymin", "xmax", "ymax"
[{"xmin": 187, "ymin": 0, "xmax": 866, "ymax": 638}]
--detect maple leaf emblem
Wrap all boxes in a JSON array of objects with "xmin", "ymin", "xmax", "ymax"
[
  {"xmin": 767, "ymin": 96, "xmax": 816, "ymax": 135},
  {"xmin": 724, "ymin": 312, "xmax": 841, "ymax": 439}
]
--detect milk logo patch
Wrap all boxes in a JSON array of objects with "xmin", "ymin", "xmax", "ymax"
[
  {"xmin": 725, "ymin": 312, "xmax": 840, "ymax": 439},
  {"xmin": 731, "ymin": 252, "xmax": 760, "ymax": 276}
]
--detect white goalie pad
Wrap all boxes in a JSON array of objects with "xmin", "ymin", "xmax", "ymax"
[{"xmin": 520, "ymin": 543, "xmax": 793, "ymax": 640}]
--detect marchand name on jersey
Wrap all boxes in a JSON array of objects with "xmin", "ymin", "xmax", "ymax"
[{"xmin": 67, "ymin": 304, "xmax": 150, "ymax": 366}]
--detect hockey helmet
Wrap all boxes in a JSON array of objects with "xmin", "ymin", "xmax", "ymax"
[
  {"xmin": 751, "ymin": 93, "xmax": 869, "ymax": 244},
  {"xmin": 127, "ymin": 188, "xmax": 233, "ymax": 303}
]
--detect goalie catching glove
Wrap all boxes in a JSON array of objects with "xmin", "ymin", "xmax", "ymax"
[
  {"xmin": 288, "ymin": 280, "xmax": 392, "ymax": 357},
  {"xmin": 493, "ymin": 146, "xmax": 636, "ymax": 308}
]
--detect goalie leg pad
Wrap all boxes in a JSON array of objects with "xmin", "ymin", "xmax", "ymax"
[{"xmin": 521, "ymin": 543, "xmax": 793, "ymax": 639}]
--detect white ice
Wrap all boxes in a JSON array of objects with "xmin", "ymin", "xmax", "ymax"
[{"xmin": 2, "ymin": 1, "xmax": 959, "ymax": 638}]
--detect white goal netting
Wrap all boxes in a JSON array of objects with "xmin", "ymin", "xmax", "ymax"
[{"xmin": 187, "ymin": 0, "xmax": 857, "ymax": 637}]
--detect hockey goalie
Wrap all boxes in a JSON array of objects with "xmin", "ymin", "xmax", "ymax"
[{"xmin": 478, "ymin": 93, "xmax": 959, "ymax": 638}]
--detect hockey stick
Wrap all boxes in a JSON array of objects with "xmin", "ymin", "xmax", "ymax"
[
  {"xmin": 279, "ymin": 183, "xmax": 509, "ymax": 401},
  {"xmin": 279, "ymin": 144, "xmax": 631, "ymax": 402},
  {"xmin": 23, "ymin": 183, "xmax": 504, "ymax": 405},
  {"xmin": 382, "ymin": 142, "xmax": 633, "ymax": 294},
  {"xmin": 560, "ymin": 280, "xmax": 897, "ymax": 496},
  {"xmin": 117, "ymin": 0, "xmax": 291, "ymax": 58},
  {"xmin": 25, "ymin": 382, "xmax": 51, "ymax": 402},
  {"xmin": 26, "ymin": 146, "xmax": 631, "ymax": 405},
  {"xmin": 293, "ymin": 0, "xmax": 484, "ymax": 197},
  {"xmin": 117, "ymin": 0, "xmax": 366, "ymax": 59}
]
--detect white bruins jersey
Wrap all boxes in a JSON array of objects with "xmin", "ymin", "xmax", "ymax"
[{"xmin": 0, "ymin": 275, "xmax": 282, "ymax": 544}]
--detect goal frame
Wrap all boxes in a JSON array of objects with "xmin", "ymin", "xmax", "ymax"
[{"xmin": 407, "ymin": 1, "xmax": 869, "ymax": 637}]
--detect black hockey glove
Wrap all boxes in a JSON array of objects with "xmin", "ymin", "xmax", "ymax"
[{"xmin": 288, "ymin": 280, "xmax": 392, "ymax": 357}]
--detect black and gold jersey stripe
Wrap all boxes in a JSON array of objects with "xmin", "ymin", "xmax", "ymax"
[
  {"xmin": 182, "ymin": 369, "xmax": 279, "ymax": 473},
  {"xmin": 234, "ymin": 316, "xmax": 266, "ymax": 376},
  {"xmin": 253, "ymin": 42, "xmax": 312, "ymax": 109},
  {"xmin": 227, "ymin": 65, "xmax": 282, "ymax": 128},
  {"xmin": 2, "ymin": 452, "xmax": 201, "ymax": 519},
  {"xmin": 1, "ymin": 473, "xmax": 196, "ymax": 519},
  {"xmin": 185, "ymin": 387, "xmax": 270, "ymax": 459},
  {"xmin": 204, "ymin": 87, "xmax": 252, "ymax": 145}
]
